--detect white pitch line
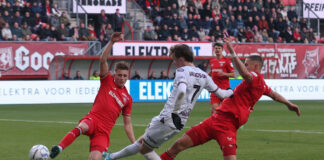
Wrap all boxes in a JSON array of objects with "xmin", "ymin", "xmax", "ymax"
[{"xmin": 1, "ymin": 119, "xmax": 324, "ymax": 135}]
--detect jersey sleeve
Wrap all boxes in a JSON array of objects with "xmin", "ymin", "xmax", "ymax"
[
  {"xmin": 174, "ymin": 68, "xmax": 188, "ymax": 86},
  {"xmin": 122, "ymin": 96, "xmax": 133, "ymax": 116},
  {"xmin": 263, "ymin": 83, "xmax": 272, "ymax": 95},
  {"xmin": 205, "ymin": 75, "xmax": 219, "ymax": 92},
  {"xmin": 226, "ymin": 59, "xmax": 234, "ymax": 72},
  {"xmin": 100, "ymin": 73, "xmax": 113, "ymax": 86}
]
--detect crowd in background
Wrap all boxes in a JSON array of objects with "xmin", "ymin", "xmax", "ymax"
[
  {"xmin": 0, "ymin": 0, "xmax": 320, "ymax": 44},
  {"xmin": 141, "ymin": 0, "xmax": 318, "ymax": 43},
  {"xmin": 0, "ymin": 0, "xmax": 123, "ymax": 43}
]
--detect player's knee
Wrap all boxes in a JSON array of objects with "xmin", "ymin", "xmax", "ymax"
[{"xmin": 221, "ymin": 144, "xmax": 237, "ymax": 157}]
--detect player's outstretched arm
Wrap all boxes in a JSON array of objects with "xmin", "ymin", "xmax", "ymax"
[
  {"xmin": 100, "ymin": 32, "xmax": 123, "ymax": 77},
  {"xmin": 224, "ymin": 38, "xmax": 253, "ymax": 82},
  {"xmin": 123, "ymin": 115, "xmax": 136, "ymax": 143},
  {"xmin": 268, "ymin": 91, "xmax": 301, "ymax": 116}
]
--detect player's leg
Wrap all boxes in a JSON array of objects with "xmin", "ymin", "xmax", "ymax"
[
  {"xmin": 224, "ymin": 155, "xmax": 237, "ymax": 160},
  {"xmin": 161, "ymin": 117, "xmax": 213, "ymax": 160},
  {"xmin": 89, "ymin": 132, "xmax": 109, "ymax": 160},
  {"xmin": 141, "ymin": 116, "xmax": 180, "ymax": 160},
  {"xmin": 140, "ymin": 142, "xmax": 161, "ymax": 160},
  {"xmin": 105, "ymin": 135, "xmax": 144, "ymax": 160},
  {"xmin": 210, "ymin": 94, "xmax": 221, "ymax": 114},
  {"xmin": 50, "ymin": 119, "xmax": 91, "ymax": 158},
  {"xmin": 160, "ymin": 134, "xmax": 195, "ymax": 160}
]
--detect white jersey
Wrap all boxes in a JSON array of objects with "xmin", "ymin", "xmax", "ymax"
[{"xmin": 159, "ymin": 65, "xmax": 219, "ymax": 127}]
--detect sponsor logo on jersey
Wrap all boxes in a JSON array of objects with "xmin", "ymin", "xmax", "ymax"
[
  {"xmin": 109, "ymin": 90, "xmax": 124, "ymax": 108},
  {"xmin": 189, "ymin": 72, "xmax": 207, "ymax": 78}
]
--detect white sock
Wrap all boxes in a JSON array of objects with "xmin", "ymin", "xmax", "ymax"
[
  {"xmin": 110, "ymin": 141, "xmax": 141, "ymax": 159},
  {"xmin": 143, "ymin": 151, "xmax": 161, "ymax": 160}
]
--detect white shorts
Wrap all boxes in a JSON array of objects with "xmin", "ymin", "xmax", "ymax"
[{"xmin": 143, "ymin": 116, "xmax": 181, "ymax": 148}]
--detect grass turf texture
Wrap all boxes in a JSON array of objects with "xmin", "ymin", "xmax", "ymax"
[{"xmin": 0, "ymin": 101, "xmax": 323, "ymax": 160}]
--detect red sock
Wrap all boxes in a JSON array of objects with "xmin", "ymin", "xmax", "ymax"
[
  {"xmin": 160, "ymin": 151, "xmax": 176, "ymax": 160},
  {"xmin": 58, "ymin": 127, "xmax": 83, "ymax": 149}
]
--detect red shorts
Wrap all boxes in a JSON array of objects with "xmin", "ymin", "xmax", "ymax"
[
  {"xmin": 79, "ymin": 114, "xmax": 110, "ymax": 153},
  {"xmin": 210, "ymin": 93, "xmax": 222, "ymax": 104},
  {"xmin": 186, "ymin": 112, "xmax": 238, "ymax": 156}
]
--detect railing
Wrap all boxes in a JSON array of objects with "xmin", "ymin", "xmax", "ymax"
[
  {"xmin": 303, "ymin": 3, "xmax": 321, "ymax": 37},
  {"xmin": 67, "ymin": 0, "xmax": 89, "ymax": 27},
  {"xmin": 122, "ymin": 20, "xmax": 134, "ymax": 40}
]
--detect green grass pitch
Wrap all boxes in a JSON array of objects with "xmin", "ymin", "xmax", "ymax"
[{"xmin": 0, "ymin": 101, "xmax": 324, "ymax": 160}]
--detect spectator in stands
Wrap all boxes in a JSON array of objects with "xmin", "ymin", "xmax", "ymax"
[
  {"xmin": 143, "ymin": 24, "xmax": 156, "ymax": 40},
  {"xmin": 51, "ymin": 3, "xmax": 61, "ymax": 17},
  {"xmin": 171, "ymin": 25, "xmax": 181, "ymax": 39},
  {"xmin": 112, "ymin": 9, "xmax": 124, "ymax": 32},
  {"xmin": 98, "ymin": 34, "xmax": 108, "ymax": 47},
  {"xmin": 44, "ymin": 0, "xmax": 52, "ymax": 17},
  {"xmin": 179, "ymin": 5, "xmax": 187, "ymax": 19},
  {"xmin": 88, "ymin": 23, "xmax": 97, "ymax": 39},
  {"xmin": 12, "ymin": 1, "xmax": 22, "ymax": 14},
  {"xmin": 159, "ymin": 70, "xmax": 169, "ymax": 79},
  {"xmin": 12, "ymin": 11, "xmax": 23, "ymax": 26},
  {"xmin": 35, "ymin": 13, "xmax": 44, "ymax": 26},
  {"xmin": 22, "ymin": 12, "xmax": 36, "ymax": 27},
  {"xmin": 50, "ymin": 25, "xmax": 59, "ymax": 41},
  {"xmin": 181, "ymin": 28, "xmax": 189, "ymax": 41},
  {"xmin": 306, "ymin": 28, "xmax": 316, "ymax": 43},
  {"xmin": 287, "ymin": 6, "xmax": 297, "ymax": 21},
  {"xmin": 148, "ymin": 71, "xmax": 157, "ymax": 79},
  {"xmin": 197, "ymin": 27, "xmax": 206, "ymax": 41},
  {"xmin": 189, "ymin": 26, "xmax": 200, "ymax": 41},
  {"xmin": 160, "ymin": 24, "xmax": 170, "ymax": 40},
  {"xmin": 293, "ymin": 28, "xmax": 302, "ymax": 43},
  {"xmin": 59, "ymin": 12, "xmax": 70, "ymax": 27},
  {"xmin": 73, "ymin": 70, "xmax": 84, "ymax": 80},
  {"xmin": 2, "ymin": 10, "xmax": 11, "ymax": 23},
  {"xmin": 57, "ymin": 23, "xmax": 69, "ymax": 40},
  {"xmin": 89, "ymin": 70, "xmax": 100, "ymax": 80},
  {"xmin": 2, "ymin": 22, "xmax": 12, "ymax": 40},
  {"xmin": 69, "ymin": 26, "xmax": 79, "ymax": 40},
  {"xmin": 150, "ymin": 5, "xmax": 162, "ymax": 25},
  {"xmin": 131, "ymin": 70, "xmax": 142, "ymax": 80},
  {"xmin": 245, "ymin": 16, "xmax": 256, "ymax": 30},
  {"xmin": 31, "ymin": 2, "xmax": 43, "ymax": 16},
  {"xmin": 97, "ymin": 9, "xmax": 109, "ymax": 32},
  {"xmin": 60, "ymin": 71, "xmax": 72, "ymax": 80},
  {"xmin": 237, "ymin": 28, "xmax": 246, "ymax": 42},
  {"xmin": 245, "ymin": 27, "xmax": 255, "ymax": 42},
  {"xmin": 21, "ymin": 22, "xmax": 32, "ymax": 37},
  {"xmin": 79, "ymin": 22, "xmax": 89, "ymax": 40},
  {"xmin": 290, "ymin": 17, "xmax": 300, "ymax": 30},
  {"xmin": 299, "ymin": 18, "xmax": 307, "ymax": 30},
  {"xmin": 282, "ymin": 26, "xmax": 294, "ymax": 43},
  {"xmin": 39, "ymin": 23, "xmax": 51, "ymax": 40},
  {"xmin": 106, "ymin": 23, "xmax": 114, "ymax": 38},
  {"xmin": 261, "ymin": 28, "xmax": 269, "ymax": 42},
  {"xmin": 11, "ymin": 22, "xmax": 23, "ymax": 40},
  {"xmin": 258, "ymin": 15, "xmax": 269, "ymax": 30}
]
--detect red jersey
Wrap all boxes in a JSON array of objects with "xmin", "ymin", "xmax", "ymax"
[
  {"xmin": 89, "ymin": 74, "xmax": 132, "ymax": 131},
  {"xmin": 216, "ymin": 72, "xmax": 271, "ymax": 127},
  {"xmin": 209, "ymin": 57, "xmax": 234, "ymax": 89}
]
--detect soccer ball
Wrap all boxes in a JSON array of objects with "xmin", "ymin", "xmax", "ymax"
[{"xmin": 29, "ymin": 144, "xmax": 50, "ymax": 160}]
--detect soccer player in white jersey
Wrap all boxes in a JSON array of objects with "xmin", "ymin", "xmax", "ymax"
[{"xmin": 103, "ymin": 44, "xmax": 234, "ymax": 160}]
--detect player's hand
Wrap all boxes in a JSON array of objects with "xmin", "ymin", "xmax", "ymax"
[
  {"xmin": 172, "ymin": 113, "xmax": 184, "ymax": 130},
  {"xmin": 287, "ymin": 103, "xmax": 300, "ymax": 116},
  {"xmin": 110, "ymin": 32, "xmax": 124, "ymax": 43}
]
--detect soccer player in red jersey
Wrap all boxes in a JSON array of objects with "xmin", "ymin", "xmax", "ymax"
[
  {"xmin": 209, "ymin": 43, "xmax": 235, "ymax": 114},
  {"xmin": 160, "ymin": 38, "xmax": 301, "ymax": 160},
  {"xmin": 50, "ymin": 32, "xmax": 136, "ymax": 160}
]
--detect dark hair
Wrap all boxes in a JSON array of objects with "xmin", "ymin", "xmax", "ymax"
[
  {"xmin": 115, "ymin": 61, "xmax": 129, "ymax": 71},
  {"xmin": 213, "ymin": 42, "xmax": 223, "ymax": 48},
  {"xmin": 169, "ymin": 44, "xmax": 194, "ymax": 62},
  {"xmin": 247, "ymin": 55, "xmax": 263, "ymax": 66}
]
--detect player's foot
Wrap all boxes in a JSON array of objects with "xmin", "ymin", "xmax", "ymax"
[
  {"xmin": 102, "ymin": 151, "xmax": 113, "ymax": 160},
  {"xmin": 50, "ymin": 145, "xmax": 62, "ymax": 159}
]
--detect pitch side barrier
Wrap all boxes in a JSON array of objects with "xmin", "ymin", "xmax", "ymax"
[{"xmin": 0, "ymin": 79, "xmax": 324, "ymax": 104}]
